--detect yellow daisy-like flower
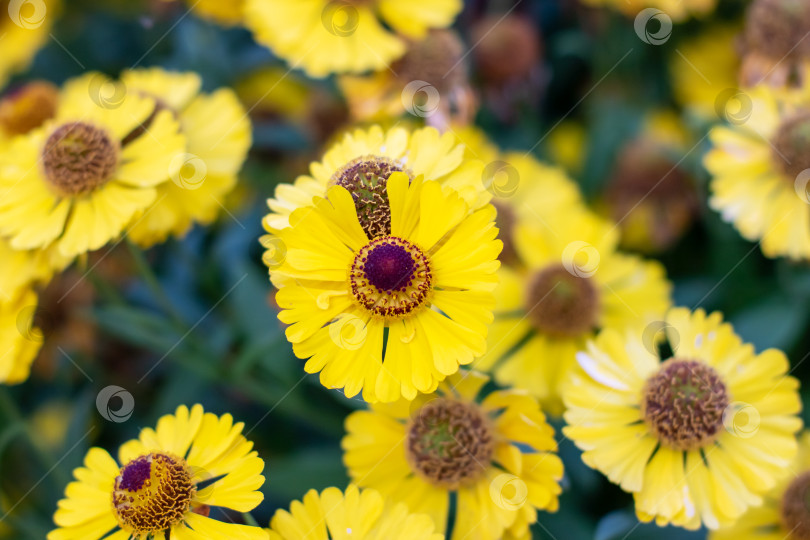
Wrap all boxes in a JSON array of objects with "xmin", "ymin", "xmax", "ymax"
[
  {"xmin": 267, "ymin": 485, "xmax": 444, "ymax": 540},
  {"xmin": 0, "ymin": 237, "xmax": 71, "ymax": 298},
  {"xmin": 0, "ymin": 80, "xmax": 60, "ymax": 142},
  {"xmin": 338, "ymin": 29, "xmax": 474, "ymax": 127},
  {"xmin": 267, "ymin": 173, "xmax": 500, "ymax": 402},
  {"xmin": 476, "ymin": 208, "xmax": 671, "ymax": 415},
  {"xmin": 0, "ymin": 73, "xmax": 185, "ymax": 257},
  {"xmin": 710, "ymin": 431, "xmax": 810, "ymax": 540},
  {"xmin": 0, "ymin": 287, "xmax": 42, "ymax": 384},
  {"xmin": 0, "ymin": 0, "xmax": 59, "ymax": 87},
  {"xmin": 669, "ymin": 25, "xmax": 740, "ymax": 118},
  {"xmin": 343, "ymin": 370, "xmax": 564, "ymax": 540},
  {"xmin": 263, "ymin": 125, "xmax": 487, "ymax": 233},
  {"xmin": 243, "ymin": 0, "xmax": 462, "ymax": 77},
  {"xmin": 48, "ymin": 404, "xmax": 266, "ymax": 540},
  {"xmin": 184, "ymin": 0, "xmax": 244, "ymax": 26},
  {"xmin": 118, "ymin": 68, "xmax": 252, "ymax": 246},
  {"xmin": 486, "ymin": 153, "xmax": 585, "ymax": 267},
  {"xmin": 581, "ymin": 0, "xmax": 716, "ymax": 21},
  {"xmin": 564, "ymin": 308, "xmax": 803, "ymax": 530},
  {"xmin": 706, "ymin": 85, "xmax": 810, "ymax": 260}
]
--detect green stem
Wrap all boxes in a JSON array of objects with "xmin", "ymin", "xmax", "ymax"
[
  {"xmin": 0, "ymin": 389, "xmax": 69, "ymax": 487},
  {"xmin": 126, "ymin": 240, "xmax": 186, "ymax": 327},
  {"xmin": 242, "ymin": 512, "xmax": 259, "ymax": 527}
]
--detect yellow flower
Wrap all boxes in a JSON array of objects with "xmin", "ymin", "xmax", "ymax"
[
  {"xmin": 0, "ymin": 81, "xmax": 60, "ymax": 142},
  {"xmin": 669, "ymin": 25, "xmax": 740, "ymax": 118},
  {"xmin": 0, "ymin": 287, "xmax": 42, "ymax": 384},
  {"xmin": 48, "ymin": 404, "xmax": 266, "ymax": 539},
  {"xmin": 545, "ymin": 122, "xmax": 587, "ymax": 176},
  {"xmin": 118, "ymin": 68, "xmax": 252, "ymax": 246},
  {"xmin": 0, "ymin": 73, "xmax": 185, "ymax": 257},
  {"xmin": 0, "ymin": 237, "xmax": 71, "ymax": 299},
  {"xmin": 342, "ymin": 370, "xmax": 563, "ymax": 540},
  {"xmin": 581, "ymin": 0, "xmax": 717, "ymax": 21},
  {"xmin": 603, "ymin": 111, "xmax": 699, "ymax": 254},
  {"xmin": 188, "ymin": 0, "xmax": 244, "ymax": 26},
  {"xmin": 338, "ymin": 29, "xmax": 474, "ymax": 127},
  {"xmin": 476, "ymin": 208, "xmax": 671, "ymax": 415},
  {"xmin": 564, "ymin": 308, "xmax": 803, "ymax": 530},
  {"xmin": 0, "ymin": 0, "xmax": 59, "ymax": 87},
  {"xmin": 267, "ymin": 484, "xmax": 444, "ymax": 540},
  {"xmin": 263, "ymin": 125, "xmax": 487, "ymax": 232},
  {"xmin": 706, "ymin": 85, "xmax": 810, "ymax": 260},
  {"xmin": 266, "ymin": 173, "xmax": 501, "ymax": 402},
  {"xmin": 710, "ymin": 431, "xmax": 810, "ymax": 540},
  {"xmin": 235, "ymin": 66, "xmax": 311, "ymax": 123},
  {"xmin": 243, "ymin": 0, "xmax": 462, "ymax": 77}
]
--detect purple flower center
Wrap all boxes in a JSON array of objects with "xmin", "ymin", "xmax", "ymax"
[
  {"xmin": 118, "ymin": 456, "xmax": 152, "ymax": 492},
  {"xmin": 363, "ymin": 243, "xmax": 415, "ymax": 291}
]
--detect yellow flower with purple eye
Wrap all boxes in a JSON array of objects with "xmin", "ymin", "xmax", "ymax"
[
  {"xmin": 265, "ymin": 173, "xmax": 501, "ymax": 402},
  {"xmin": 48, "ymin": 404, "xmax": 266, "ymax": 539}
]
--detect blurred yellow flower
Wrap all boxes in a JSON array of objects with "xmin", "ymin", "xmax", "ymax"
[
  {"xmin": 706, "ymin": 85, "xmax": 810, "ymax": 259},
  {"xmin": 343, "ymin": 370, "xmax": 563, "ymax": 540},
  {"xmin": 710, "ymin": 431, "xmax": 810, "ymax": 540},
  {"xmin": 267, "ymin": 485, "xmax": 444, "ymax": 540},
  {"xmin": 120, "ymin": 68, "xmax": 252, "ymax": 246},
  {"xmin": 0, "ymin": 288, "xmax": 42, "ymax": 384},
  {"xmin": 49, "ymin": 404, "xmax": 266, "ymax": 539},
  {"xmin": 669, "ymin": 25, "xmax": 741, "ymax": 118},
  {"xmin": 0, "ymin": 73, "xmax": 185, "ymax": 257},
  {"xmin": 244, "ymin": 0, "xmax": 462, "ymax": 77},
  {"xmin": 0, "ymin": 238, "xmax": 71, "ymax": 299},
  {"xmin": 0, "ymin": 0, "xmax": 60, "ymax": 88},
  {"xmin": 476, "ymin": 207, "xmax": 671, "ymax": 414},
  {"xmin": 582, "ymin": 0, "xmax": 717, "ymax": 21},
  {"xmin": 564, "ymin": 308, "xmax": 803, "ymax": 530}
]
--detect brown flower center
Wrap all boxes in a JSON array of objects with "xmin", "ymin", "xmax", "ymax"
[
  {"xmin": 41, "ymin": 122, "xmax": 119, "ymax": 196},
  {"xmin": 642, "ymin": 359, "xmax": 729, "ymax": 451},
  {"xmin": 349, "ymin": 236, "xmax": 431, "ymax": 318},
  {"xmin": 744, "ymin": 0, "xmax": 810, "ymax": 61},
  {"xmin": 526, "ymin": 264, "xmax": 599, "ymax": 337},
  {"xmin": 112, "ymin": 452, "xmax": 195, "ymax": 535},
  {"xmin": 782, "ymin": 472, "xmax": 810, "ymax": 539},
  {"xmin": 392, "ymin": 29, "xmax": 467, "ymax": 93},
  {"xmin": 472, "ymin": 14, "xmax": 541, "ymax": 83},
  {"xmin": 772, "ymin": 111, "xmax": 810, "ymax": 179},
  {"xmin": 331, "ymin": 156, "xmax": 412, "ymax": 239},
  {"xmin": 0, "ymin": 81, "xmax": 59, "ymax": 137},
  {"xmin": 406, "ymin": 399, "xmax": 494, "ymax": 489}
]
